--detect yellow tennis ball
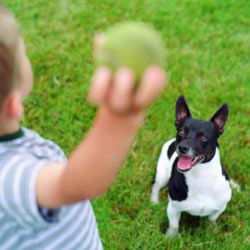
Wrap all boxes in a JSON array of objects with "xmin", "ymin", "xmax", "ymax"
[{"xmin": 94, "ymin": 21, "xmax": 166, "ymax": 81}]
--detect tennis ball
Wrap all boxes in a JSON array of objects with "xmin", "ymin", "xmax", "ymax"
[{"xmin": 94, "ymin": 21, "xmax": 166, "ymax": 82}]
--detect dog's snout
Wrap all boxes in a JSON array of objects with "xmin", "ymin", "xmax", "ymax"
[{"xmin": 178, "ymin": 145, "xmax": 189, "ymax": 154}]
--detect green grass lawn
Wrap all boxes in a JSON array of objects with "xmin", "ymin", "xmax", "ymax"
[{"xmin": 5, "ymin": 0, "xmax": 250, "ymax": 249}]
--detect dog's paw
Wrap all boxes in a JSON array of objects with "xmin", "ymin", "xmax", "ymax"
[
  {"xmin": 166, "ymin": 227, "xmax": 179, "ymax": 237},
  {"xmin": 230, "ymin": 180, "xmax": 241, "ymax": 192},
  {"xmin": 150, "ymin": 194, "xmax": 160, "ymax": 204},
  {"xmin": 209, "ymin": 220, "xmax": 217, "ymax": 227},
  {"xmin": 150, "ymin": 197, "xmax": 159, "ymax": 204},
  {"xmin": 208, "ymin": 220, "xmax": 219, "ymax": 233}
]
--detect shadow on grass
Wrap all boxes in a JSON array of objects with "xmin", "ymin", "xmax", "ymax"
[{"xmin": 159, "ymin": 212, "xmax": 208, "ymax": 235}]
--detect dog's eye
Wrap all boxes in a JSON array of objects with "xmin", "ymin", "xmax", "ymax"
[
  {"xmin": 178, "ymin": 129, "xmax": 185, "ymax": 137},
  {"xmin": 200, "ymin": 135, "xmax": 209, "ymax": 142}
]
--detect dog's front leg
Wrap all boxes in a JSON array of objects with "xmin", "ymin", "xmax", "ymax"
[
  {"xmin": 166, "ymin": 203, "xmax": 181, "ymax": 237},
  {"xmin": 150, "ymin": 152, "xmax": 171, "ymax": 204},
  {"xmin": 151, "ymin": 179, "xmax": 168, "ymax": 204},
  {"xmin": 151, "ymin": 170, "xmax": 170, "ymax": 204}
]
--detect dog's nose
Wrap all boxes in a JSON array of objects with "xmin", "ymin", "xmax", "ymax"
[{"xmin": 178, "ymin": 145, "xmax": 188, "ymax": 154}]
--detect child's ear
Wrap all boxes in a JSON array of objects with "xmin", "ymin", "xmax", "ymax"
[{"xmin": 4, "ymin": 91, "xmax": 23, "ymax": 120}]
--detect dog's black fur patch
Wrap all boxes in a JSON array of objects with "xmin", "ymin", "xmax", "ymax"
[
  {"xmin": 167, "ymin": 141, "xmax": 176, "ymax": 159},
  {"xmin": 168, "ymin": 158, "xmax": 188, "ymax": 201}
]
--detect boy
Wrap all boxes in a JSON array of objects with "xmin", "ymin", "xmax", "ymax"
[{"xmin": 0, "ymin": 4, "xmax": 166, "ymax": 250}]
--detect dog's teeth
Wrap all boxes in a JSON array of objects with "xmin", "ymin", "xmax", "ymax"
[{"xmin": 191, "ymin": 156, "xmax": 200, "ymax": 165}]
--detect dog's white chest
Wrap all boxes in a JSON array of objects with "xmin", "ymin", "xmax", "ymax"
[{"xmin": 172, "ymin": 160, "xmax": 232, "ymax": 216}]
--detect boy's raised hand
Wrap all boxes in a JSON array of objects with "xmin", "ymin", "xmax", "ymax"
[{"xmin": 89, "ymin": 66, "xmax": 166, "ymax": 114}]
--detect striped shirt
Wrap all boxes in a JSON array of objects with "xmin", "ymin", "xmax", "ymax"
[{"xmin": 0, "ymin": 128, "xmax": 103, "ymax": 250}]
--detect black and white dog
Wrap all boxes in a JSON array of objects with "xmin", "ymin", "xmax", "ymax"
[{"xmin": 151, "ymin": 95, "xmax": 239, "ymax": 237}]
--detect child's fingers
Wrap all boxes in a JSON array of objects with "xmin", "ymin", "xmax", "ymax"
[
  {"xmin": 109, "ymin": 68, "xmax": 135, "ymax": 112},
  {"xmin": 88, "ymin": 67, "xmax": 112, "ymax": 105},
  {"xmin": 134, "ymin": 66, "xmax": 167, "ymax": 109}
]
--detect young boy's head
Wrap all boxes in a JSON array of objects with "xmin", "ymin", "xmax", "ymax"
[{"xmin": 0, "ymin": 3, "xmax": 32, "ymax": 124}]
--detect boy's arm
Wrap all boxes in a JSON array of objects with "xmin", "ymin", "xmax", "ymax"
[
  {"xmin": 36, "ymin": 67, "xmax": 166, "ymax": 208},
  {"xmin": 36, "ymin": 108, "xmax": 143, "ymax": 208}
]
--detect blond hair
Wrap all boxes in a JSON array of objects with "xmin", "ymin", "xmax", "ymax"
[{"xmin": 0, "ymin": 3, "xmax": 20, "ymax": 107}]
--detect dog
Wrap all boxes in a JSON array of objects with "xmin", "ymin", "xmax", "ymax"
[{"xmin": 151, "ymin": 95, "xmax": 238, "ymax": 237}]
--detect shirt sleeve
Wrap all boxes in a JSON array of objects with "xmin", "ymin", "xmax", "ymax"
[{"xmin": 0, "ymin": 153, "xmax": 61, "ymax": 229}]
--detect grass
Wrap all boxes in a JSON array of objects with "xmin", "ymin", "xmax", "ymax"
[{"xmin": 5, "ymin": 0, "xmax": 250, "ymax": 249}]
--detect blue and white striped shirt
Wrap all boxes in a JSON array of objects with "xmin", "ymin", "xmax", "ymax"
[{"xmin": 0, "ymin": 128, "xmax": 103, "ymax": 250}]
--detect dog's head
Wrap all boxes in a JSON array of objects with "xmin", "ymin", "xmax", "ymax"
[{"xmin": 175, "ymin": 95, "xmax": 228, "ymax": 173}]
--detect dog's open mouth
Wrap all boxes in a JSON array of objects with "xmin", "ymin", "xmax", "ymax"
[{"xmin": 177, "ymin": 155, "xmax": 204, "ymax": 172}]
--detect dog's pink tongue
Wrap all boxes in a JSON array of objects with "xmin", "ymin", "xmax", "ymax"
[{"xmin": 178, "ymin": 156, "xmax": 193, "ymax": 171}]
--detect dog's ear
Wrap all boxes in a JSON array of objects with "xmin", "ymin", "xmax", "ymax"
[
  {"xmin": 210, "ymin": 104, "xmax": 229, "ymax": 136},
  {"xmin": 175, "ymin": 95, "xmax": 191, "ymax": 128}
]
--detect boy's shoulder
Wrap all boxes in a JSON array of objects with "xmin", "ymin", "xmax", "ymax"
[{"xmin": 0, "ymin": 127, "xmax": 67, "ymax": 164}]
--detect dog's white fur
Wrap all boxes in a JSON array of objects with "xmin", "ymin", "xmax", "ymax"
[{"xmin": 151, "ymin": 138, "xmax": 232, "ymax": 237}]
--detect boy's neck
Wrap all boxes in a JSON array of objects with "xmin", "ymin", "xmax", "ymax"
[{"xmin": 0, "ymin": 119, "xmax": 20, "ymax": 136}]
